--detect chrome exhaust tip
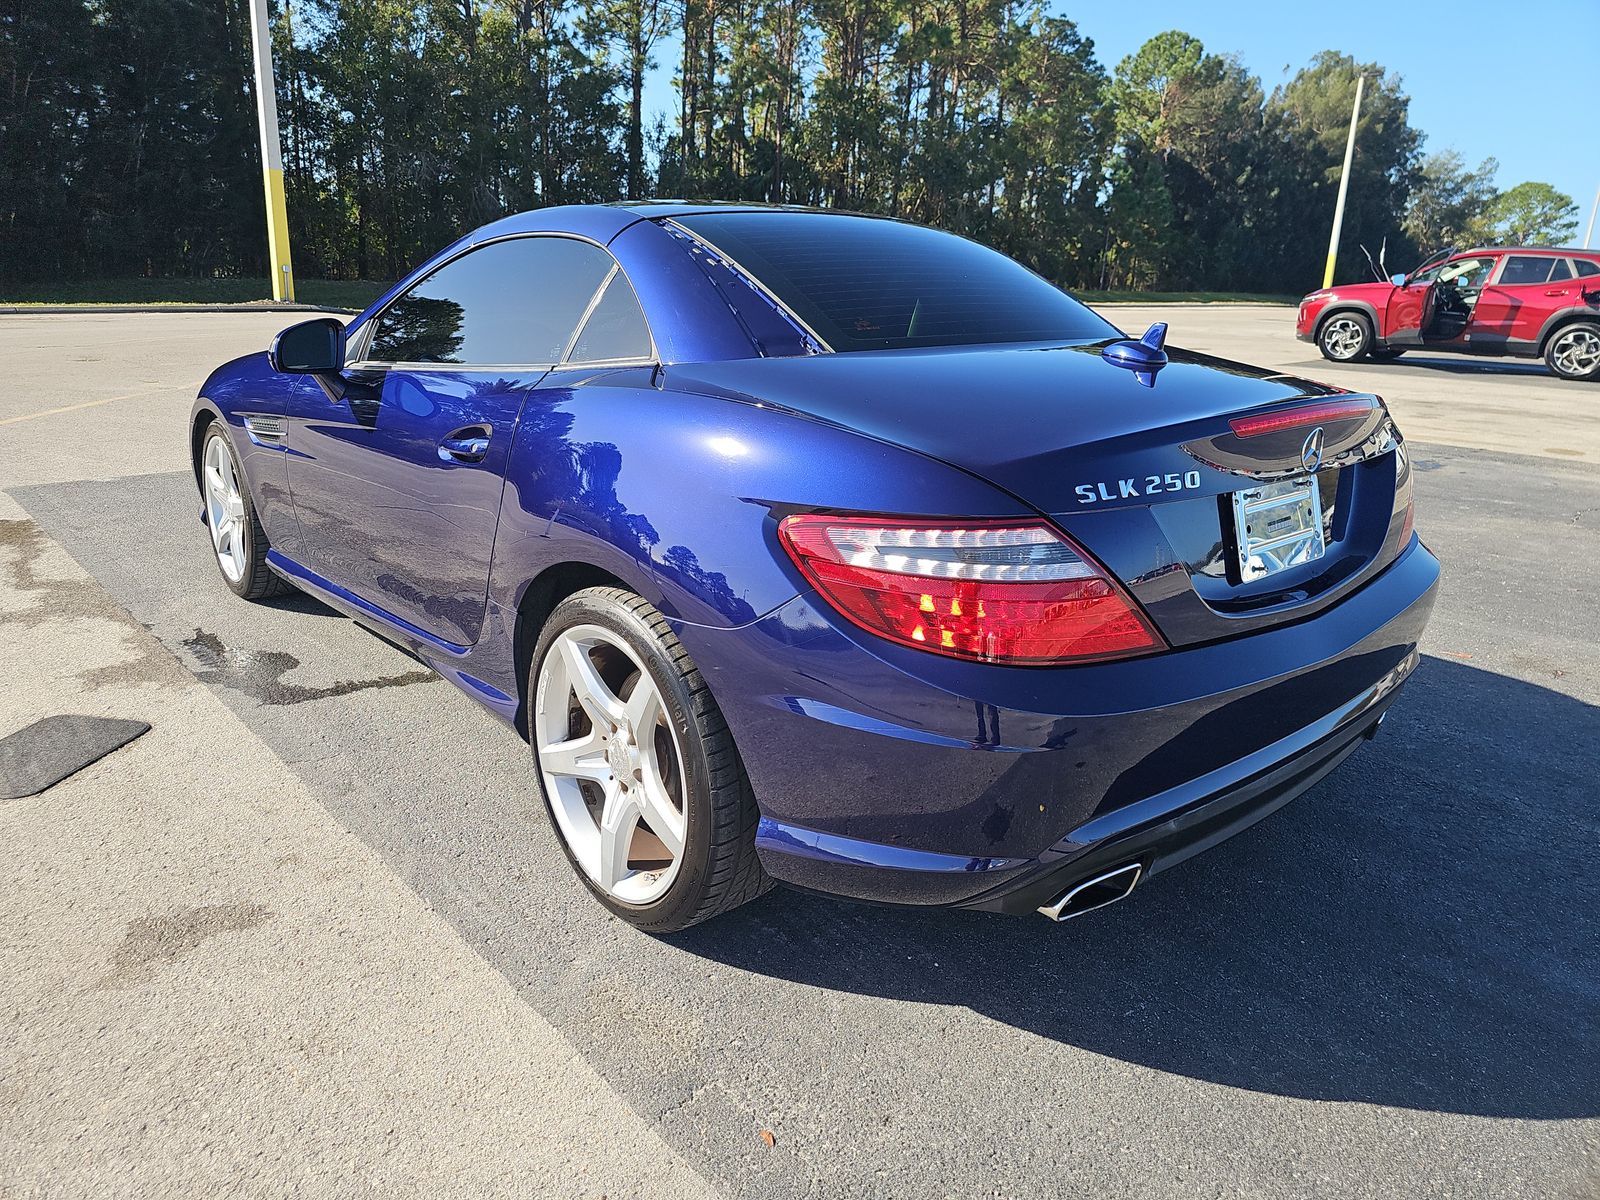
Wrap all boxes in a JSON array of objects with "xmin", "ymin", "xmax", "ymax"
[{"xmin": 1036, "ymin": 863, "xmax": 1143, "ymax": 922}]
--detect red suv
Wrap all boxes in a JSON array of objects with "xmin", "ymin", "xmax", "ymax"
[{"xmin": 1296, "ymin": 247, "xmax": 1600, "ymax": 381}]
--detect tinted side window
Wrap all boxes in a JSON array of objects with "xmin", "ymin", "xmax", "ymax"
[
  {"xmin": 1548, "ymin": 259, "xmax": 1573, "ymax": 282},
  {"xmin": 368, "ymin": 237, "xmax": 614, "ymax": 364},
  {"xmin": 568, "ymin": 271, "xmax": 653, "ymax": 362},
  {"xmin": 1575, "ymin": 259, "xmax": 1600, "ymax": 278},
  {"xmin": 1499, "ymin": 256, "xmax": 1556, "ymax": 286}
]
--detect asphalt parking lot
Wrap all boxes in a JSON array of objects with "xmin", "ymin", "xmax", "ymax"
[{"xmin": 2, "ymin": 306, "xmax": 1596, "ymax": 1198}]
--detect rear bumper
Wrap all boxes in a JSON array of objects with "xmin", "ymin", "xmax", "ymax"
[
  {"xmin": 960, "ymin": 653, "xmax": 1407, "ymax": 913},
  {"xmin": 672, "ymin": 537, "xmax": 1440, "ymax": 911}
]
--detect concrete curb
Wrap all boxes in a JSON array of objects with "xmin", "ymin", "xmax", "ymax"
[{"xmin": 0, "ymin": 304, "xmax": 360, "ymax": 316}]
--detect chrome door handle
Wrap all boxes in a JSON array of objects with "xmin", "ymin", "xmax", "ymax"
[{"xmin": 438, "ymin": 425, "xmax": 491, "ymax": 463}]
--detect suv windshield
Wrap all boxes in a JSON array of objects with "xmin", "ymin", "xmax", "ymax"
[
  {"xmin": 1410, "ymin": 254, "xmax": 1495, "ymax": 289},
  {"xmin": 673, "ymin": 211, "xmax": 1116, "ymax": 352}
]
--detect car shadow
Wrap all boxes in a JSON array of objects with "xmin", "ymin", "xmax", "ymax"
[
  {"xmin": 1332, "ymin": 355, "xmax": 1553, "ymax": 379},
  {"xmin": 257, "ymin": 583, "xmax": 342, "ymax": 619},
  {"xmin": 667, "ymin": 656, "xmax": 1598, "ymax": 1120}
]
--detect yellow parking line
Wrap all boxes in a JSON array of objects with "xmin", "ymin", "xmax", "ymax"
[{"xmin": 0, "ymin": 385, "xmax": 169, "ymax": 427}]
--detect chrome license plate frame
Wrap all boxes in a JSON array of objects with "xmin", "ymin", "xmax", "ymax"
[{"xmin": 1230, "ymin": 475, "xmax": 1326, "ymax": 582}]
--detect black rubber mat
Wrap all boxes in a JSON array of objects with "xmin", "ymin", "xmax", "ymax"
[{"xmin": 0, "ymin": 714, "xmax": 150, "ymax": 799}]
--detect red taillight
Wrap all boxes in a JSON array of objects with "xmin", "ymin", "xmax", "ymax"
[
  {"xmin": 776, "ymin": 515, "xmax": 1165, "ymax": 665},
  {"xmin": 1228, "ymin": 398, "xmax": 1376, "ymax": 438}
]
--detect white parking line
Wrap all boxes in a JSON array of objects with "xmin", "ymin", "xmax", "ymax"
[{"xmin": 0, "ymin": 384, "xmax": 169, "ymax": 427}]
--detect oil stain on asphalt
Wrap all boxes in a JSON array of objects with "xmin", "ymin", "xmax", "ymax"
[
  {"xmin": 181, "ymin": 628, "xmax": 438, "ymax": 705},
  {"xmin": 0, "ymin": 518, "xmax": 191, "ymax": 691},
  {"xmin": 98, "ymin": 903, "xmax": 274, "ymax": 990}
]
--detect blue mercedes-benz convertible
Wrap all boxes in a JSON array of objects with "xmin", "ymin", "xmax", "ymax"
[{"xmin": 191, "ymin": 203, "xmax": 1438, "ymax": 931}]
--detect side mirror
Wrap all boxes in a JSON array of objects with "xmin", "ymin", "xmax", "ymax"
[
  {"xmin": 269, "ymin": 317, "xmax": 345, "ymax": 374},
  {"xmin": 1390, "ymin": 274, "xmax": 1408, "ymax": 287}
]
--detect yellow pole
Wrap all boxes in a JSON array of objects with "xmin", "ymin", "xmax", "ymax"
[
  {"xmin": 1322, "ymin": 73, "xmax": 1365, "ymax": 289},
  {"xmin": 247, "ymin": 0, "xmax": 294, "ymax": 302}
]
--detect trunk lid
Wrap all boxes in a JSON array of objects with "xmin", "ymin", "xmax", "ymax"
[{"xmin": 668, "ymin": 340, "xmax": 1413, "ymax": 647}]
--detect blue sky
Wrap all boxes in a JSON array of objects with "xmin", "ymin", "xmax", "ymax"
[{"xmin": 640, "ymin": 0, "xmax": 1599, "ymax": 247}]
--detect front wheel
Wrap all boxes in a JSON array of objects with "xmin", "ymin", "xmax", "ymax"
[
  {"xmin": 200, "ymin": 423, "xmax": 288, "ymax": 600},
  {"xmin": 530, "ymin": 587, "xmax": 769, "ymax": 932},
  {"xmin": 1317, "ymin": 312, "xmax": 1373, "ymax": 362},
  {"xmin": 1545, "ymin": 323, "xmax": 1600, "ymax": 381}
]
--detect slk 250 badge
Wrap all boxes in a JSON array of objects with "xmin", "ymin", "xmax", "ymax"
[{"xmin": 1075, "ymin": 470, "xmax": 1202, "ymax": 504}]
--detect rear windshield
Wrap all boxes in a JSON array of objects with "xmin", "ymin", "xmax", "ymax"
[{"xmin": 673, "ymin": 211, "xmax": 1116, "ymax": 352}]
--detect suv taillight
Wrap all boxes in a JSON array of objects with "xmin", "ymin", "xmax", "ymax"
[{"xmin": 777, "ymin": 514, "xmax": 1165, "ymax": 665}]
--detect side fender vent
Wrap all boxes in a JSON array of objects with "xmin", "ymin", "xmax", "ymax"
[{"xmin": 242, "ymin": 414, "xmax": 288, "ymax": 448}]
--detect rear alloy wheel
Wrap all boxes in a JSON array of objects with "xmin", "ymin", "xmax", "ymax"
[
  {"xmin": 531, "ymin": 588, "xmax": 768, "ymax": 931},
  {"xmin": 201, "ymin": 424, "xmax": 287, "ymax": 600},
  {"xmin": 1545, "ymin": 323, "xmax": 1600, "ymax": 381},
  {"xmin": 1317, "ymin": 312, "xmax": 1372, "ymax": 362}
]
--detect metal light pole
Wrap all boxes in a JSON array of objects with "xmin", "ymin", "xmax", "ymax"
[
  {"xmin": 1584, "ymin": 183, "xmax": 1600, "ymax": 249},
  {"xmin": 1321, "ymin": 73, "xmax": 1365, "ymax": 289},
  {"xmin": 247, "ymin": 0, "xmax": 294, "ymax": 302}
]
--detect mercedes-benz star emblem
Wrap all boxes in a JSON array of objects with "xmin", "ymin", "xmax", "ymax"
[{"xmin": 1301, "ymin": 426, "xmax": 1326, "ymax": 473}]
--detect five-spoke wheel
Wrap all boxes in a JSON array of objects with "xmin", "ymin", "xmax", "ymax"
[
  {"xmin": 199, "ymin": 424, "xmax": 286, "ymax": 599},
  {"xmin": 530, "ymin": 588, "xmax": 768, "ymax": 931},
  {"xmin": 203, "ymin": 431, "xmax": 249, "ymax": 583},
  {"xmin": 535, "ymin": 624, "xmax": 689, "ymax": 905}
]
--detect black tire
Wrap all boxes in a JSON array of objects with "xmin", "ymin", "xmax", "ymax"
[
  {"xmin": 1316, "ymin": 311, "xmax": 1373, "ymax": 362},
  {"xmin": 529, "ymin": 586, "xmax": 769, "ymax": 932},
  {"xmin": 199, "ymin": 422, "xmax": 289, "ymax": 601},
  {"xmin": 1368, "ymin": 346, "xmax": 1407, "ymax": 362},
  {"xmin": 1543, "ymin": 321, "xmax": 1600, "ymax": 382}
]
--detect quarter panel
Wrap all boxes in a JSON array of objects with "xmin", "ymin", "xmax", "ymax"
[
  {"xmin": 1535, "ymin": 302, "xmax": 1600, "ymax": 351},
  {"xmin": 488, "ymin": 370, "xmax": 1032, "ymax": 630}
]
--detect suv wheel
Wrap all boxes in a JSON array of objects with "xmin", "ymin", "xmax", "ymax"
[
  {"xmin": 1545, "ymin": 323, "xmax": 1600, "ymax": 381},
  {"xmin": 1317, "ymin": 312, "xmax": 1372, "ymax": 362}
]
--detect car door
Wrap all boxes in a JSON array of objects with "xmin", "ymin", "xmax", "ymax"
[
  {"xmin": 485, "ymin": 257, "xmax": 665, "ymax": 599},
  {"xmin": 1384, "ymin": 266, "xmax": 1435, "ymax": 345},
  {"xmin": 1382, "ymin": 254, "xmax": 1479, "ymax": 344},
  {"xmin": 1473, "ymin": 254, "xmax": 1577, "ymax": 351},
  {"xmin": 283, "ymin": 235, "xmax": 619, "ymax": 648}
]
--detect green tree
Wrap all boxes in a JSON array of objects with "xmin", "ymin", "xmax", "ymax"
[
  {"xmin": 4, "ymin": 5, "xmax": 1469, "ymax": 299},
  {"xmin": 1472, "ymin": 181, "xmax": 1579, "ymax": 246},
  {"xmin": 0, "ymin": 0, "xmax": 99, "ymax": 282},
  {"xmin": 984, "ymin": 11, "xmax": 1109, "ymax": 287},
  {"xmin": 2, "ymin": 0, "xmax": 265, "ymax": 283},
  {"xmin": 803, "ymin": 0, "xmax": 903, "ymax": 210},
  {"xmin": 1270, "ymin": 51, "xmax": 1421, "ymax": 290},
  {"xmin": 1104, "ymin": 31, "xmax": 1265, "ymax": 289},
  {"xmin": 1403, "ymin": 149, "xmax": 1498, "ymax": 253},
  {"xmin": 582, "ymin": 0, "xmax": 666, "ymax": 197}
]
